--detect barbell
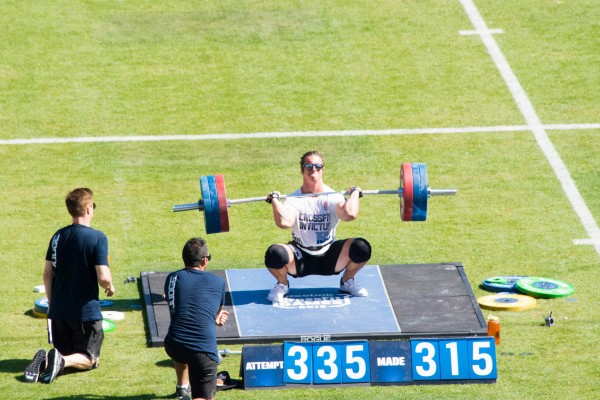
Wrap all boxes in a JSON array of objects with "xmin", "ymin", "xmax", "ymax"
[{"xmin": 172, "ymin": 162, "xmax": 456, "ymax": 234}]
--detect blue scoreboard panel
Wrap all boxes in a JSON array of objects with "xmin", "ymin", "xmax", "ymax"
[{"xmin": 242, "ymin": 338, "xmax": 496, "ymax": 388}]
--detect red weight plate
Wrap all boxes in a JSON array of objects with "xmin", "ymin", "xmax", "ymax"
[
  {"xmin": 400, "ymin": 163, "xmax": 413, "ymax": 221},
  {"xmin": 215, "ymin": 174, "xmax": 230, "ymax": 233}
]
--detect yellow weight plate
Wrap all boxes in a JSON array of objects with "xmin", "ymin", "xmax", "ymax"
[
  {"xmin": 477, "ymin": 294, "xmax": 536, "ymax": 311},
  {"xmin": 32, "ymin": 309, "xmax": 47, "ymax": 318}
]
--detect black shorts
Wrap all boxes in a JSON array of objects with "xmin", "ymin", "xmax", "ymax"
[
  {"xmin": 51, "ymin": 320, "xmax": 104, "ymax": 366},
  {"xmin": 164, "ymin": 338, "xmax": 218, "ymax": 400},
  {"xmin": 289, "ymin": 239, "xmax": 348, "ymax": 278}
]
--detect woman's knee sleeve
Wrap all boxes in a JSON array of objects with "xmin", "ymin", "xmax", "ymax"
[
  {"xmin": 264, "ymin": 245, "xmax": 289, "ymax": 269},
  {"xmin": 349, "ymin": 238, "xmax": 371, "ymax": 263}
]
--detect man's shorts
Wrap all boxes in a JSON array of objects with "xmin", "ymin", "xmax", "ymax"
[
  {"xmin": 51, "ymin": 320, "xmax": 104, "ymax": 366},
  {"xmin": 288, "ymin": 239, "xmax": 348, "ymax": 278},
  {"xmin": 164, "ymin": 337, "xmax": 218, "ymax": 399}
]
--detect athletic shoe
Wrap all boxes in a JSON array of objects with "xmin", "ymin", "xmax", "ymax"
[
  {"xmin": 175, "ymin": 385, "xmax": 191, "ymax": 400},
  {"xmin": 41, "ymin": 348, "xmax": 64, "ymax": 384},
  {"xmin": 267, "ymin": 283, "xmax": 289, "ymax": 302},
  {"xmin": 24, "ymin": 349, "xmax": 46, "ymax": 383},
  {"xmin": 340, "ymin": 278, "xmax": 368, "ymax": 297}
]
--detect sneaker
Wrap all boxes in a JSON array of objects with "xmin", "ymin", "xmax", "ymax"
[
  {"xmin": 340, "ymin": 278, "xmax": 368, "ymax": 297},
  {"xmin": 267, "ymin": 283, "xmax": 289, "ymax": 302},
  {"xmin": 24, "ymin": 349, "xmax": 46, "ymax": 383},
  {"xmin": 175, "ymin": 385, "xmax": 191, "ymax": 400},
  {"xmin": 41, "ymin": 348, "xmax": 64, "ymax": 384}
]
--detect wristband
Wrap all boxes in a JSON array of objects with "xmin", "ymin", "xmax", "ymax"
[{"xmin": 350, "ymin": 186, "xmax": 363, "ymax": 198}]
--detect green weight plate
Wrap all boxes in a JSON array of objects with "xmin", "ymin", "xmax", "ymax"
[
  {"xmin": 516, "ymin": 277, "xmax": 574, "ymax": 298},
  {"xmin": 477, "ymin": 294, "xmax": 537, "ymax": 311},
  {"xmin": 102, "ymin": 319, "xmax": 116, "ymax": 332}
]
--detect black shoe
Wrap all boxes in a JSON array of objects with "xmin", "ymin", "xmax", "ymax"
[
  {"xmin": 41, "ymin": 348, "xmax": 64, "ymax": 384},
  {"xmin": 24, "ymin": 349, "xmax": 46, "ymax": 383},
  {"xmin": 175, "ymin": 385, "xmax": 191, "ymax": 400}
]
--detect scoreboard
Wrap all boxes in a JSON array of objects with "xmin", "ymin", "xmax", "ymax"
[{"xmin": 242, "ymin": 337, "xmax": 497, "ymax": 388}]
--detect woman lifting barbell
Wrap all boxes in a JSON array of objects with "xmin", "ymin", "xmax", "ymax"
[{"xmin": 264, "ymin": 150, "xmax": 372, "ymax": 302}]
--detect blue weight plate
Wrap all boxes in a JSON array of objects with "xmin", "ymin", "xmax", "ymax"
[
  {"xmin": 412, "ymin": 163, "xmax": 428, "ymax": 221},
  {"xmin": 418, "ymin": 163, "xmax": 428, "ymax": 221},
  {"xmin": 206, "ymin": 175, "xmax": 222, "ymax": 234},
  {"xmin": 33, "ymin": 297, "xmax": 49, "ymax": 314},
  {"xmin": 200, "ymin": 176, "xmax": 219, "ymax": 234},
  {"xmin": 482, "ymin": 276, "xmax": 527, "ymax": 293}
]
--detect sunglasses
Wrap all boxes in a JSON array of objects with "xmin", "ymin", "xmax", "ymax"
[
  {"xmin": 304, "ymin": 163, "xmax": 324, "ymax": 171},
  {"xmin": 204, "ymin": 254, "xmax": 212, "ymax": 261}
]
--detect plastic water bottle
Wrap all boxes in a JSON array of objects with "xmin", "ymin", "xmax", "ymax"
[{"xmin": 487, "ymin": 315, "xmax": 500, "ymax": 345}]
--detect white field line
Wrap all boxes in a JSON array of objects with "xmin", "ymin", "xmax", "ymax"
[
  {"xmin": 573, "ymin": 239, "xmax": 600, "ymax": 246},
  {"xmin": 460, "ymin": 0, "xmax": 600, "ymax": 256},
  {"xmin": 459, "ymin": 29, "xmax": 504, "ymax": 35},
  {"xmin": 1, "ymin": 123, "xmax": 599, "ymax": 146}
]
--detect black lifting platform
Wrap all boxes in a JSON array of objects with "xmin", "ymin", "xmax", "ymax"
[{"xmin": 140, "ymin": 263, "xmax": 487, "ymax": 347}]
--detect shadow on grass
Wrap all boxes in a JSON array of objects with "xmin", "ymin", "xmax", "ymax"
[
  {"xmin": 0, "ymin": 358, "xmax": 28, "ymax": 374},
  {"xmin": 155, "ymin": 359, "xmax": 174, "ymax": 368}
]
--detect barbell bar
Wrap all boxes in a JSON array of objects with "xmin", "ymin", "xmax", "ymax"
[
  {"xmin": 219, "ymin": 348, "xmax": 242, "ymax": 357},
  {"xmin": 173, "ymin": 162, "xmax": 457, "ymax": 234}
]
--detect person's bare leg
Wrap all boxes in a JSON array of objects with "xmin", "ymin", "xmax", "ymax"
[
  {"xmin": 63, "ymin": 353, "xmax": 95, "ymax": 370},
  {"xmin": 174, "ymin": 361, "xmax": 189, "ymax": 387}
]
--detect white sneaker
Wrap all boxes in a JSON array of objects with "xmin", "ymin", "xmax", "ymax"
[
  {"xmin": 340, "ymin": 278, "xmax": 368, "ymax": 297},
  {"xmin": 267, "ymin": 283, "xmax": 289, "ymax": 302}
]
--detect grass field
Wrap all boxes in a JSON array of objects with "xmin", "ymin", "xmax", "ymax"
[{"xmin": 1, "ymin": 1, "xmax": 599, "ymax": 399}]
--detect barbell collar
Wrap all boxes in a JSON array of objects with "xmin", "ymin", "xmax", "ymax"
[{"xmin": 173, "ymin": 201, "xmax": 204, "ymax": 212}]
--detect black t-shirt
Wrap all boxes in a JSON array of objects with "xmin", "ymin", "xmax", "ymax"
[
  {"xmin": 164, "ymin": 268, "xmax": 226, "ymax": 362},
  {"xmin": 45, "ymin": 224, "xmax": 109, "ymax": 321}
]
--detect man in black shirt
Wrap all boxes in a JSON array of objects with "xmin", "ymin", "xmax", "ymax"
[
  {"xmin": 164, "ymin": 238, "xmax": 229, "ymax": 400},
  {"xmin": 25, "ymin": 188, "xmax": 115, "ymax": 384}
]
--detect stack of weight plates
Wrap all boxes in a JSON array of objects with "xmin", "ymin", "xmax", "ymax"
[
  {"xmin": 478, "ymin": 275, "xmax": 574, "ymax": 311},
  {"xmin": 31, "ymin": 298, "xmax": 124, "ymax": 333},
  {"xmin": 32, "ymin": 297, "xmax": 49, "ymax": 318},
  {"xmin": 101, "ymin": 302, "xmax": 124, "ymax": 333}
]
